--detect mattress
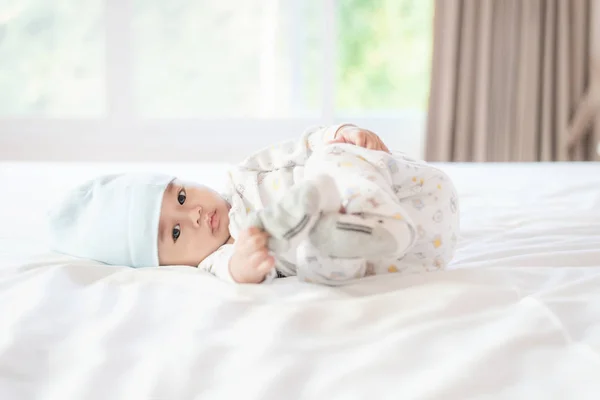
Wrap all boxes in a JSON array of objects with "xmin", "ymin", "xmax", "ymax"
[{"xmin": 1, "ymin": 161, "xmax": 599, "ymax": 400}]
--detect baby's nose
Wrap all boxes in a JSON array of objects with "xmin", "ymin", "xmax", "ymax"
[{"xmin": 188, "ymin": 206, "xmax": 202, "ymax": 227}]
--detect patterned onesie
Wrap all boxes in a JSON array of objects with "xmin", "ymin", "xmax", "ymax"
[{"xmin": 198, "ymin": 125, "xmax": 459, "ymax": 285}]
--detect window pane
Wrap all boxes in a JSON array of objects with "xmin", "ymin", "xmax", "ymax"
[
  {"xmin": 133, "ymin": 0, "xmax": 323, "ymax": 118},
  {"xmin": 336, "ymin": 0, "xmax": 433, "ymax": 112},
  {"xmin": 0, "ymin": 0, "xmax": 105, "ymax": 116}
]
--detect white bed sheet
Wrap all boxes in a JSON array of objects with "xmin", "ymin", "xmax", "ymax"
[{"xmin": 1, "ymin": 162, "xmax": 600, "ymax": 400}]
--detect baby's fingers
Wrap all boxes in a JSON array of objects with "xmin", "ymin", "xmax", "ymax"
[
  {"xmin": 257, "ymin": 256, "xmax": 275, "ymax": 273},
  {"xmin": 355, "ymin": 131, "xmax": 368, "ymax": 147},
  {"xmin": 248, "ymin": 232, "xmax": 269, "ymax": 251},
  {"xmin": 365, "ymin": 138, "xmax": 379, "ymax": 150},
  {"xmin": 248, "ymin": 249, "xmax": 270, "ymax": 268},
  {"xmin": 239, "ymin": 229, "xmax": 268, "ymax": 252},
  {"xmin": 238, "ymin": 227, "xmax": 259, "ymax": 242},
  {"xmin": 380, "ymin": 141, "xmax": 391, "ymax": 153}
]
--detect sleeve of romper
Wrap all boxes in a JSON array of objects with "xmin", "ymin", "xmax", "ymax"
[
  {"xmin": 198, "ymin": 244, "xmax": 278, "ymax": 284},
  {"xmin": 236, "ymin": 124, "xmax": 354, "ymax": 172}
]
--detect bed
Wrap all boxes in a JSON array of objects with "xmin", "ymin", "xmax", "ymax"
[{"xmin": 1, "ymin": 161, "xmax": 599, "ymax": 399}]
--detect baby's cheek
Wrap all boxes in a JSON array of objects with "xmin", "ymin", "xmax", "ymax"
[{"xmin": 179, "ymin": 237, "xmax": 201, "ymax": 266}]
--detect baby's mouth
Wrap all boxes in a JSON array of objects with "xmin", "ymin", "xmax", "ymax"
[{"xmin": 206, "ymin": 210, "xmax": 219, "ymax": 234}]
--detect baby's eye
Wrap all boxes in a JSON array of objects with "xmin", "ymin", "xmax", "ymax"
[
  {"xmin": 177, "ymin": 188, "xmax": 186, "ymax": 205},
  {"xmin": 172, "ymin": 224, "xmax": 181, "ymax": 242}
]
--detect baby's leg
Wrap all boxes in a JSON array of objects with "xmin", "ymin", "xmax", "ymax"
[
  {"xmin": 394, "ymin": 167, "xmax": 460, "ymax": 271},
  {"xmin": 304, "ymin": 144, "xmax": 418, "ymax": 260},
  {"xmin": 246, "ymin": 174, "xmax": 342, "ymax": 254},
  {"xmin": 307, "ymin": 212, "xmax": 415, "ymax": 259},
  {"xmin": 295, "ymin": 241, "xmax": 369, "ymax": 285}
]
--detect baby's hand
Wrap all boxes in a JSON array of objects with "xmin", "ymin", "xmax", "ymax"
[
  {"xmin": 229, "ymin": 227, "xmax": 275, "ymax": 283},
  {"xmin": 327, "ymin": 125, "xmax": 390, "ymax": 153}
]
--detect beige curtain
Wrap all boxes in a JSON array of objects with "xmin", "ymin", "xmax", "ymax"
[{"xmin": 425, "ymin": 0, "xmax": 600, "ymax": 162}]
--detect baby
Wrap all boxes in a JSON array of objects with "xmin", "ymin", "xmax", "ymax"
[{"xmin": 48, "ymin": 124, "xmax": 459, "ymax": 285}]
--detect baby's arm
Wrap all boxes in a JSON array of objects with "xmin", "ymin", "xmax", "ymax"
[
  {"xmin": 198, "ymin": 229, "xmax": 277, "ymax": 284},
  {"xmin": 238, "ymin": 123, "xmax": 389, "ymax": 174},
  {"xmin": 237, "ymin": 125, "xmax": 348, "ymax": 172}
]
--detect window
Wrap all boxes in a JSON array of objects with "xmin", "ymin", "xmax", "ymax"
[
  {"xmin": 336, "ymin": 0, "xmax": 433, "ymax": 112},
  {"xmin": 132, "ymin": 0, "xmax": 325, "ymax": 118},
  {"xmin": 0, "ymin": 0, "xmax": 105, "ymax": 116},
  {"xmin": 0, "ymin": 0, "xmax": 433, "ymax": 161}
]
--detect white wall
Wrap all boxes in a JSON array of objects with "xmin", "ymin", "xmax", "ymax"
[{"xmin": 0, "ymin": 113, "xmax": 425, "ymax": 163}]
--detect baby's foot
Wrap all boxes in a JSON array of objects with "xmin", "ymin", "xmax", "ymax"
[
  {"xmin": 308, "ymin": 212, "xmax": 415, "ymax": 259},
  {"xmin": 247, "ymin": 175, "xmax": 341, "ymax": 254},
  {"xmin": 296, "ymin": 240, "xmax": 367, "ymax": 285}
]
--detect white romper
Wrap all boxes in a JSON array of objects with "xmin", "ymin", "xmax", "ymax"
[{"xmin": 198, "ymin": 125, "xmax": 459, "ymax": 285}]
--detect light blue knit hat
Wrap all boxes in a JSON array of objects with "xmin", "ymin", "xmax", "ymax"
[{"xmin": 47, "ymin": 173, "xmax": 175, "ymax": 268}]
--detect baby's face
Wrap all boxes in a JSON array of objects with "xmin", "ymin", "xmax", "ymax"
[{"xmin": 158, "ymin": 180, "xmax": 231, "ymax": 266}]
